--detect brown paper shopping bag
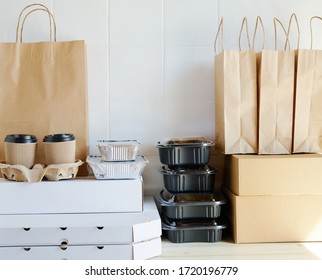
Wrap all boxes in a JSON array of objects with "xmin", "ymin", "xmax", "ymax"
[
  {"xmin": 256, "ymin": 15, "xmax": 297, "ymax": 154},
  {"xmin": 215, "ymin": 17, "xmax": 257, "ymax": 154},
  {"xmin": 293, "ymin": 16, "xmax": 322, "ymax": 153},
  {"xmin": 0, "ymin": 4, "xmax": 88, "ymax": 174}
]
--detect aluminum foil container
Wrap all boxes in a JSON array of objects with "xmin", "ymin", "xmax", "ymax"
[
  {"xmin": 86, "ymin": 155, "xmax": 148, "ymax": 179},
  {"xmin": 97, "ymin": 140, "xmax": 142, "ymax": 161}
]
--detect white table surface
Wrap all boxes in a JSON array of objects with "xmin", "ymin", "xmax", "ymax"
[{"xmin": 151, "ymin": 238, "xmax": 322, "ymax": 260}]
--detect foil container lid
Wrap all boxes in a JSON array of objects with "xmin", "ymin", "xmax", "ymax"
[{"xmin": 161, "ymin": 165, "xmax": 217, "ymax": 175}]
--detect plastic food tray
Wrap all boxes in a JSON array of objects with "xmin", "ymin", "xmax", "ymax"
[
  {"xmin": 86, "ymin": 155, "xmax": 148, "ymax": 179},
  {"xmin": 161, "ymin": 165, "xmax": 217, "ymax": 193},
  {"xmin": 156, "ymin": 137, "xmax": 214, "ymax": 167},
  {"xmin": 154, "ymin": 190, "xmax": 226, "ymax": 220},
  {"xmin": 162, "ymin": 216, "xmax": 226, "ymax": 243},
  {"xmin": 0, "ymin": 160, "xmax": 83, "ymax": 183},
  {"xmin": 97, "ymin": 140, "xmax": 141, "ymax": 161}
]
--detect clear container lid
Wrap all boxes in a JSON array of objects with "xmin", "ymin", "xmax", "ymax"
[
  {"xmin": 161, "ymin": 165, "xmax": 217, "ymax": 175},
  {"xmin": 158, "ymin": 190, "xmax": 227, "ymax": 205},
  {"xmin": 162, "ymin": 216, "xmax": 227, "ymax": 230},
  {"xmin": 162, "ymin": 190, "xmax": 217, "ymax": 202},
  {"xmin": 157, "ymin": 137, "xmax": 214, "ymax": 147},
  {"xmin": 165, "ymin": 217, "xmax": 219, "ymax": 227}
]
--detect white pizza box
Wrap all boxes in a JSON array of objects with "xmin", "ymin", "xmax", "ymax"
[
  {"xmin": 0, "ymin": 197, "xmax": 161, "ymax": 246},
  {"xmin": 0, "ymin": 177, "xmax": 143, "ymax": 214},
  {"xmin": 0, "ymin": 237, "xmax": 161, "ymax": 260}
]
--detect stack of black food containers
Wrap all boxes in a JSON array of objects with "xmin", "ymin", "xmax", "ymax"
[{"xmin": 155, "ymin": 137, "xmax": 227, "ymax": 243}]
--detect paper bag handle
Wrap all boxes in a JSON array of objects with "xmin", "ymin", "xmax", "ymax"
[
  {"xmin": 252, "ymin": 16, "xmax": 265, "ymax": 50},
  {"xmin": 273, "ymin": 18, "xmax": 290, "ymax": 50},
  {"xmin": 16, "ymin": 4, "xmax": 54, "ymax": 42},
  {"xmin": 286, "ymin": 13, "xmax": 300, "ymax": 50},
  {"xmin": 310, "ymin": 16, "xmax": 322, "ymax": 49},
  {"xmin": 239, "ymin": 17, "xmax": 251, "ymax": 51},
  {"xmin": 214, "ymin": 17, "xmax": 223, "ymax": 54},
  {"xmin": 19, "ymin": 8, "xmax": 57, "ymax": 43}
]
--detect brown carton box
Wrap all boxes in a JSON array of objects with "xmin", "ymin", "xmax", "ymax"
[
  {"xmin": 225, "ymin": 154, "xmax": 322, "ymax": 195},
  {"xmin": 225, "ymin": 188, "xmax": 322, "ymax": 243}
]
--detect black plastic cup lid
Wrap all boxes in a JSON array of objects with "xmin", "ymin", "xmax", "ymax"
[
  {"xmin": 43, "ymin": 133, "xmax": 75, "ymax": 142},
  {"xmin": 5, "ymin": 134, "xmax": 37, "ymax": 144}
]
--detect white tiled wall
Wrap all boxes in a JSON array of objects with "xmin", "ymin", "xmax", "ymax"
[{"xmin": 1, "ymin": 0, "xmax": 322, "ymax": 194}]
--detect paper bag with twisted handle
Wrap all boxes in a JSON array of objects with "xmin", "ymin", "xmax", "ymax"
[
  {"xmin": 293, "ymin": 16, "xmax": 322, "ymax": 153},
  {"xmin": 215, "ymin": 17, "xmax": 257, "ymax": 154},
  {"xmin": 0, "ymin": 4, "xmax": 88, "ymax": 175},
  {"xmin": 256, "ymin": 15, "xmax": 297, "ymax": 154}
]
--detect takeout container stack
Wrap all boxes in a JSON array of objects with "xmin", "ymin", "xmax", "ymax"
[{"xmin": 154, "ymin": 137, "xmax": 227, "ymax": 243}]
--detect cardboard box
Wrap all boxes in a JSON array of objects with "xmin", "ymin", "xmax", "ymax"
[
  {"xmin": 0, "ymin": 197, "xmax": 161, "ymax": 246},
  {"xmin": 0, "ymin": 177, "xmax": 143, "ymax": 214},
  {"xmin": 225, "ymin": 154, "xmax": 322, "ymax": 195},
  {"xmin": 225, "ymin": 188, "xmax": 322, "ymax": 243},
  {"xmin": 0, "ymin": 197, "xmax": 162, "ymax": 260},
  {"xmin": 0, "ymin": 237, "xmax": 161, "ymax": 260}
]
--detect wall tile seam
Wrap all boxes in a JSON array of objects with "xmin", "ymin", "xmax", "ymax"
[{"xmin": 107, "ymin": 0, "xmax": 111, "ymax": 139}]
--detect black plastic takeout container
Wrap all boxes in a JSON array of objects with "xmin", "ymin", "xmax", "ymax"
[
  {"xmin": 161, "ymin": 165, "xmax": 217, "ymax": 193},
  {"xmin": 162, "ymin": 216, "xmax": 227, "ymax": 243},
  {"xmin": 156, "ymin": 137, "xmax": 214, "ymax": 167},
  {"xmin": 154, "ymin": 190, "xmax": 226, "ymax": 220}
]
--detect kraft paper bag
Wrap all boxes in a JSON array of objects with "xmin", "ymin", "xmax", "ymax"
[
  {"xmin": 215, "ymin": 17, "xmax": 257, "ymax": 154},
  {"xmin": 257, "ymin": 16, "xmax": 297, "ymax": 154},
  {"xmin": 293, "ymin": 16, "xmax": 322, "ymax": 153},
  {"xmin": 0, "ymin": 4, "xmax": 89, "ymax": 174}
]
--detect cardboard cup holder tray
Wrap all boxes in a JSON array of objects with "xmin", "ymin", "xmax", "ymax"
[{"xmin": 0, "ymin": 160, "xmax": 83, "ymax": 182}]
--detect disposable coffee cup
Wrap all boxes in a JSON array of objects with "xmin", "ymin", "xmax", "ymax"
[
  {"xmin": 4, "ymin": 134, "xmax": 38, "ymax": 168},
  {"xmin": 43, "ymin": 134, "xmax": 76, "ymax": 165}
]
